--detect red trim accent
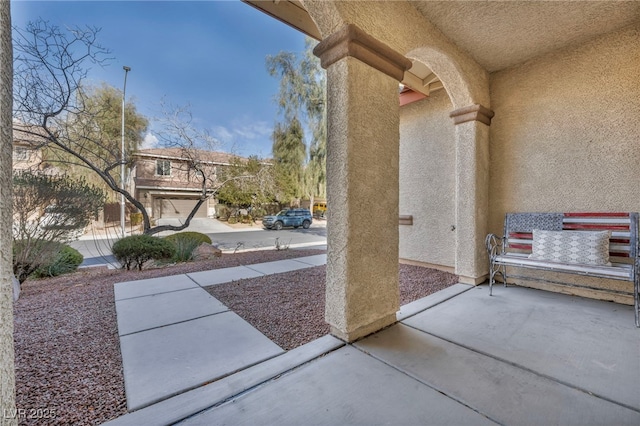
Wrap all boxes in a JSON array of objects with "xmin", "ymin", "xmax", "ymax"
[
  {"xmin": 610, "ymin": 252, "xmax": 630, "ymax": 257},
  {"xmin": 509, "ymin": 232, "xmax": 533, "ymax": 239},
  {"xmin": 563, "ymin": 224, "xmax": 629, "ymax": 231},
  {"xmin": 510, "ymin": 244, "xmax": 532, "ymax": 250},
  {"xmin": 399, "ymin": 89, "xmax": 427, "ymax": 106},
  {"xmin": 563, "ymin": 212, "xmax": 629, "ymax": 217},
  {"xmin": 610, "ymin": 238, "xmax": 631, "ymax": 244}
]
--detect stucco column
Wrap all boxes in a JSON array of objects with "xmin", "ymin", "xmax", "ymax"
[
  {"xmin": 314, "ymin": 25, "xmax": 411, "ymax": 342},
  {"xmin": 0, "ymin": 0, "xmax": 16, "ymax": 421},
  {"xmin": 450, "ymin": 105, "xmax": 493, "ymax": 283}
]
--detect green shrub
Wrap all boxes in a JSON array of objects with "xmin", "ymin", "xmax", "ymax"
[
  {"xmin": 112, "ymin": 235, "xmax": 176, "ymax": 270},
  {"xmin": 216, "ymin": 204, "xmax": 232, "ymax": 220},
  {"xmin": 130, "ymin": 212, "xmax": 143, "ymax": 226},
  {"xmin": 250, "ymin": 207, "xmax": 266, "ymax": 219},
  {"xmin": 32, "ymin": 245, "xmax": 83, "ymax": 278},
  {"xmin": 164, "ymin": 232, "xmax": 212, "ymax": 262},
  {"xmin": 13, "ymin": 239, "xmax": 62, "ymax": 283},
  {"xmin": 164, "ymin": 232, "xmax": 212, "ymax": 245}
]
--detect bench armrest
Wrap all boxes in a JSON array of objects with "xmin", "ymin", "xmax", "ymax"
[{"xmin": 485, "ymin": 233, "xmax": 505, "ymax": 260}]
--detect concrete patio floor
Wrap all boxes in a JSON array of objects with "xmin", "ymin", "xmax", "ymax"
[{"xmin": 107, "ymin": 270, "xmax": 640, "ymax": 425}]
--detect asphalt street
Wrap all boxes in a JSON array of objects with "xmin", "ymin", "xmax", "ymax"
[
  {"xmin": 208, "ymin": 227, "xmax": 327, "ymax": 252},
  {"xmin": 70, "ymin": 218, "xmax": 327, "ymax": 268}
]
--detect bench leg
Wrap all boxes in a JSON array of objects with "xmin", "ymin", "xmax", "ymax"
[
  {"xmin": 502, "ymin": 264, "xmax": 508, "ymax": 288},
  {"xmin": 635, "ymin": 259, "xmax": 639, "ymax": 327},
  {"xmin": 488, "ymin": 260, "xmax": 495, "ymax": 295},
  {"xmin": 488, "ymin": 261, "xmax": 507, "ymax": 296},
  {"xmin": 489, "ymin": 271, "xmax": 494, "ymax": 296},
  {"xmin": 488, "ymin": 261, "xmax": 508, "ymax": 296},
  {"xmin": 486, "ymin": 234, "xmax": 507, "ymax": 295}
]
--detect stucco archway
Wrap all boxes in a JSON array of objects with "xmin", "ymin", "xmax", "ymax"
[
  {"xmin": 299, "ymin": 1, "xmax": 494, "ymax": 341},
  {"xmin": 404, "ymin": 47, "xmax": 493, "ymax": 284}
]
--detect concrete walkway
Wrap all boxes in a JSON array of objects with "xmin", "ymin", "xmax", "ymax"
[
  {"xmin": 107, "ymin": 259, "xmax": 640, "ymax": 425},
  {"xmin": 111, "ymin": 254, "xmax": 327, "ymax": 411}
]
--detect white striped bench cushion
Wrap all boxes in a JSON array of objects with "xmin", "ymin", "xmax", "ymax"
[{"xmin": 495, "ymin": 252, "xmax": 634, "ymax": 281}]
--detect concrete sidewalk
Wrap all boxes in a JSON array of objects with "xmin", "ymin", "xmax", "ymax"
[
  {"xmin": 111, "ymin": 254, "xmax": 327, "ymax": 411},
  {"xmin": 107, "ymin": 259, "xmax": 640, "ymax": 425}
]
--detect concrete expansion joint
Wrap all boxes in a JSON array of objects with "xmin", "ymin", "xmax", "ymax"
[
  {"xmin": 116, "ymin": 284, "xmax": 198, "ymax": 301},
  {"xmin": 243, "ymin": 264, "xmax": 268, "ymax": 275},
  {"xmin": 396, "ymin": 285, "xmax": 475, "ymax": 322},
  {"xmin": 293, "ymin": 258, "xmax": 322, "ymax": 267},
  {"xmin": 118, "ymin": 310, "xmax": 230, "ymax": 338},
  {"xmin": 130, "ymin": 348, "xmax": 288, "ymax": 415},
  {"xmin": 402, "ymin": 322, "xmax": 640, "ymax": 415},
  {"xmin": 168, "ymin": 340, "xmax": 347, "ymax": 424},
  {"xmin": 235, "ymin": 345, "xmax": 344, "ymax": 396},
  {"xmin": 350, "ymin": 339, "xmax": 499, "ymax": 424},
  {"xmin": 185, "ymin": 273, "xmax": 205, "ymax": 288}
]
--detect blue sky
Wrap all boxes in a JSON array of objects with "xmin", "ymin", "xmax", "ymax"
[{"xmin": 11, "ymin": 0, "xmax": 308, "ymax": 158}]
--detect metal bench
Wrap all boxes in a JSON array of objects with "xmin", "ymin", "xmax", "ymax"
[{"xmin": 486, "ymin": 212, "xmax": 639, "ymax": 327}]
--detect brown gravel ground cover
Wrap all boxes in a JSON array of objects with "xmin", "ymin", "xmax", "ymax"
[
  {"xmin": 206, "ymin": 263, "xmax": 459, "ymax": 350},
  {"xmin": 14, "ymin": 248, "xmax": 457, "ymax": 425}
]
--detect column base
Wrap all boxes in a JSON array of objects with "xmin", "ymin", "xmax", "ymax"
[
  {"xmin": 329, "ymin": 313, "xmax": 397, "ymax": 343},
  {"xmin": 458, "ymin": 274, "xmax": 488, "ymax": 285}
]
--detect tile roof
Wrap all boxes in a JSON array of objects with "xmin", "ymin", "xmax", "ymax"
[
  {"xmin": 13, "ymin": 121, "xmax": 50, "ymax": 147},
  {"xmin": 133, "ymin": 148, "xmax": 241, "ymax": 164}
]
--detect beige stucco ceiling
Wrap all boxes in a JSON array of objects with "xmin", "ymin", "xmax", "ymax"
[
  {"xmin": 245, "ymin": 1, "xmax": 640, "ymax": 97},
  {"xmin": 409, "ymin": 1, "xmax": 640, "ymax": 72},
  {"xmin": 246, "ymin": 1, "xmax": 640, "ymax": 73}
]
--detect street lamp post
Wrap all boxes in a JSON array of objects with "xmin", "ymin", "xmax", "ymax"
[{"xmin": 121, "ymin": 66, "xmax": 131, "ymax": 238}]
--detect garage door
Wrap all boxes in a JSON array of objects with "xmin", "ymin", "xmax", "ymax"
[{"xmin": 158, "ymin": 198, "xmax": 208, "ymax": 219}]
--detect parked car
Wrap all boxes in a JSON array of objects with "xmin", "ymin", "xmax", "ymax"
[{"xmin": 262, "ymin": 208, "xmax": 313, "ymax": 230}]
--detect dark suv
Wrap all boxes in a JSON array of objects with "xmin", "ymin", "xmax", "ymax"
[{"xmin": 262, "ymin": 208, "xmax": 313, "ymax": 230}]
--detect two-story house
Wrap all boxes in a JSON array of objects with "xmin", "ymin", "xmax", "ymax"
[
  {"xmin": 12, "ymin": 123, "xmax": 244, "ymax": 222},
  {"xmin": 12, "ymin": 121, "xmax": 47, "ymax": 172},
  {"xmin": 132, "ymin": 147, "xmax": 240, "ymax": 220}
]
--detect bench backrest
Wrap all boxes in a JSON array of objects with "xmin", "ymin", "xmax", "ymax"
[{"xmin": 504, "ymin": 212, "xmax": 639, "ymax": 261}]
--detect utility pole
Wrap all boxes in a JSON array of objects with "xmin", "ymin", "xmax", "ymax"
[{"xmin": 120, "ymin": 65, "xmax": 131, "ymax": 238}]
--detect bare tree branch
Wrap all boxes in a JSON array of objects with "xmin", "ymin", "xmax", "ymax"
[{"xmin": 13, "ymin": 19, "xmax": 273, "ymax": 237}]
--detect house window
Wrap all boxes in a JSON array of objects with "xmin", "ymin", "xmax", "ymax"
[
  {"xmin": 13, "ymin": 148, "xmax": 29, "ymax": 161},
  {"xmin": 156, "ymin": 159, "xmax": 171, "ymax": 176},
  {"xmin": 187, "ymin": 168, "xmax": 204, "ymax": 182}
]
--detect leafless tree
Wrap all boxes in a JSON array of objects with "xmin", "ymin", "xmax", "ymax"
[
  {"xmin": 13, "ymin": 19, "xmax": 270, "ymax": 236},
  {"xmin": 150, "ymin": 102, "xmax": 274, "ymax": 231}
]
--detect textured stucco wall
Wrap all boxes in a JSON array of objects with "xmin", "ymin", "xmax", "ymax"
[
  {"xmin": 303, "ymin": 0, "xmax": 490, "ymax": 108},
  {"xmin": 304, "ymin": 0, "xmax": 492, "ymax": 282},
  {"xmin": 399, "ymin": 89, "xmax": 456, "ymax": 267},
  {"xmin": 324, "ymin": 57, "xmax": 400, "ymax": 341},
  {"xmin": 0, "ymin": 0, "xmax": 15, "ymax": 421},
  {"xmin": 455, "ymin": 120, "xmax": 491, "ymax": 281},
  {"xmin": 488, "ymin": 25, "xmax": 640, "ymax": 235}
]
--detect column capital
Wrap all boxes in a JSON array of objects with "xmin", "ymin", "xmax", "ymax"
[
  {"xmin": 449, "ymin": 104, "xmax": 495, "ymax": 126},
  {"xmin": 313, "ymin": 24, "xmax": 412, "ymax": 81}
]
